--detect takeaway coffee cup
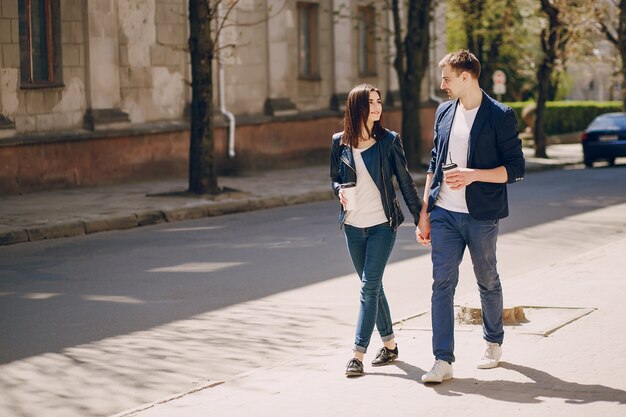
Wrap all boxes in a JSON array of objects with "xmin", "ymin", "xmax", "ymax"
[
  {"xmin": 442, "ymin": 162, "xmax": 459, "ymax": 177},
  {"xmin": 340, "ymin": 182, "xmax": 357, "ymax": 211}
]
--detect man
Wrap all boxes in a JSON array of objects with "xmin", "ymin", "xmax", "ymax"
[{"xmin": 416, "ymin": 50, "xmax": 525, "ymax": 383}]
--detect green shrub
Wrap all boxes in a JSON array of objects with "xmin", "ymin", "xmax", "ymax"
[{"xmin": 503, "ymin": 101, "xmax": 623, "ymax": 135}]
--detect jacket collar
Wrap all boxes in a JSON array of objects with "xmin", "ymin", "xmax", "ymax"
[
  {"xmin": 467, "ymin": 90, "xmax": 490, "ymax": 163},
  {"xmin": 340, "ymin": 143, "xmax": 355, "ymax": 170},
  {"xmin": 442, "ymin": 91, "xmax": 490, "ymax": 164}
]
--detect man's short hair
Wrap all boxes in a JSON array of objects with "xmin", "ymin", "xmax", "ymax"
[{"xmin": 438, "ymin": 49, "xmax": 481, "ymax": 79}]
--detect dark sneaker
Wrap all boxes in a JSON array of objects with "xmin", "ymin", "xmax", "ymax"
[
  {"xmin": 345, "ymin": 358, "xmax": 364, "ymax": 377},
  {"xmin": 371, "ymin": 346, "xmax": 398, "ymax": 366}
]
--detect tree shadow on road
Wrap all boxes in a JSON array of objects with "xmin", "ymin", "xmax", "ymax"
[{"xmin": 429, "ymin": 362, "xmax": 626, "ymax": 405}]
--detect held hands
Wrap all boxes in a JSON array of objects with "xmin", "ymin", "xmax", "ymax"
[
  {"xmin": 444, "ymin": 168, "xmax": 476, "ymax": 191},
  {"xmin": 415, "ymin": 212, "xmax": 431, "ymax": 247}
]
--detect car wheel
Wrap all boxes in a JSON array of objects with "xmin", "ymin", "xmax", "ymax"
[
  {"xmin": 608, "ymin": 157, "xmax": 616, "ymax": 166},
  {"xmin": 584, "ymin": 158, "xmax": 594, "ymax": 168}
]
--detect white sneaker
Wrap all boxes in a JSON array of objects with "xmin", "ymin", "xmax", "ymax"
[
  {"xmin": 477, "ymin": 342, "xmax": 502, "ymax": 369},
  {"xmin": 421, "ymin": 359, "xmax": 453, "ymax": 383}
]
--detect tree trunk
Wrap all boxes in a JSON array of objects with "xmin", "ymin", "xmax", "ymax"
[
  {"xmin": 188, "ymin": 1, "xmax": 219, "ymax": 194},
  {"xmin": 617, "ymin": 0, "xmax": 626, "ymax": 111},
  {"xmin": 395, "ymin": 0, "xmax": 432, "ymax": 169},
  {"xmin": 535, "ymin": 0, "xmax": 561, "ymax": 159},
  {"xmin": 457, "ymin": 0, "xmax": 487, "ymax": 86},
  {"xmin": 535, "ymin": 58, "xmax": 550, "ymax": 158}
]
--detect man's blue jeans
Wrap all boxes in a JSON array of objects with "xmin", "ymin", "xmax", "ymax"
[
  {"xmin": 429, "ymin": 206, "xmax": 504, "ymax": 363},
  {"xmin": 344, "ymin": 223, "xmax": 396, "ymax": 353}
]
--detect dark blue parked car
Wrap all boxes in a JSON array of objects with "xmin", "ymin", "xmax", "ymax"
[{"xmin": 582, "ymin": 112, "xmax": 626, "ymax": 167}]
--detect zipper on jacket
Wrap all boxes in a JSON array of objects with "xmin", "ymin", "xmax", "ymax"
[
  {"xmin": 340, "ymin": 156, "xmax": 356, "ymax": 173},
  {"xmin": 339, "ymin": 152, "xmax": 354, "ymax": 229}
]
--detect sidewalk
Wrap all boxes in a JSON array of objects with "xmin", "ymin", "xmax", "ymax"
[
  {"xmin": 113, "ymin": 220, "xmax": 626, "ymax": 417},
  {"xmin": 0, "ymin": 144, "xmax": 583, "ymax": 246}
]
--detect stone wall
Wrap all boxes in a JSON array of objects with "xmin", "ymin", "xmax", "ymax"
[
  {"xmin": 0, "ymin": 0, "xmax": 444, "ymax": 194},
  {"xmin": 0, "ymin": 106, "xmax": 437, "ymax": 195},
  {"xmin": 0, "ymin": 0, "xmax": 86, "ymax": 137}
]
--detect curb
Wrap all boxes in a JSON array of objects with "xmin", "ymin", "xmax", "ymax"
[
  {"xmin": 0, "ymin": 160, "xmax": 579, "ymax": 247},
  {"xmin": 0, "ymin": 190, "xmax": 336, "ymax": 246}
]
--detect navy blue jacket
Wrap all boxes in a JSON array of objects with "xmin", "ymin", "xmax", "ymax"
[
  {"xmin": 427, "ymin": 91, "xmax": 525, "ymax": 220},
  {"xmin": 330, "ymin": 128, "xmax": 422, "ymax": 230}
]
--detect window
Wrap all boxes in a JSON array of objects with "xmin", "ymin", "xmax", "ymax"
[
  {"xmin": 18, "ymin": 0, "xmax": 63, "ymax": 88},
  {"xmin": 297, "ymin": 2, "xmax": 319, "ymax": 79},
  {"xmin": 358, "ymin": 6, "xmax": 376, "ymax": 76}
]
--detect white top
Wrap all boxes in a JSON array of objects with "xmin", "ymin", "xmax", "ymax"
[
  {"xmin": 344, "ymin": 144, "xmax": 388, "ymax": 228},
  {"xmin": 436, "ymin": 102, "xmax": 479, "ymax": 213}
]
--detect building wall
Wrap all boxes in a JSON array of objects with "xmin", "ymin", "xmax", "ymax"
[
  {"xmin": 566, "ymin": 40, "xmax": 621, "ymax": 102},
  {"xmin": 0, "ymin": 0, "xmax": 86, "ymax": 136},
  {"xmin": 0, "ymin": 0, "xmax": 443, "ymax": 195},
  {"xmin": 117, "ymin": 0, "xmax": 188, "ymax": 123}
]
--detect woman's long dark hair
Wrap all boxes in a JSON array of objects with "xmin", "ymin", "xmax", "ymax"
[{"xmin": 341, "ymin": 83, "xmax": 385, "ymax": 148}]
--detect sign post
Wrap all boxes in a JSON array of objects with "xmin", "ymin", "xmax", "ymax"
[{"xmin": 492, "ymin": 69, "xmax": 506, "ymax": 101}]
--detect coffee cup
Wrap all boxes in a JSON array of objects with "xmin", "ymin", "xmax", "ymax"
[
  {"xmin": 340, "ymin": 182, "xmax": 357, "ymax": 211},
  {"xmin": 442, "ymin": 162, "xmax": 459, "ymax": 177}
]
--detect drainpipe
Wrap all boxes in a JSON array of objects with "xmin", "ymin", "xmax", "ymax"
[
  {"xmin": 218, "ymin": 4, "xmax": 236, "ymax": 158},
  {"xmin": 218, "ymin": 63, "xmax": 236, "ymax": 158}
]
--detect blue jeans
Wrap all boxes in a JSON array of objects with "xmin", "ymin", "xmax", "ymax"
[
  {"xmin": 344, "ymin": 223, "xmax": 397, "ymax": 353},
  {"xmin": 429, "ymin": 206, "xmax": 504, "ymax": 363}
]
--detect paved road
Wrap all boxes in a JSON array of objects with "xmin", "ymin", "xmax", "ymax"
[{"xmin": 1, "ymin": 164, "xmax": 625, "ymax": 417}]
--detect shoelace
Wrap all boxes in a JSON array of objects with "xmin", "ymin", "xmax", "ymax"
[
  {"xmin": 377, "ymin": 348, "xmax": 390, "ymax": 359},
  {"xmin": 431, "ymin": 360, "xmax": 446, "ymax": 374},
  {"xmin": 482, "ymin": 345, "xmax": 496, "ymax": 359},
  {"xmin": 348, "ymin": 358, "xmax": 362, "ymax": 368}
]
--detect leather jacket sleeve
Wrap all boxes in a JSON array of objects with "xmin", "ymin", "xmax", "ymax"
[
  {"xmin": 330, "ymin": 135, "xmax": 342, "ymax": 198},
  {"xmin": 390, "ymin": 133, "xmax": 422, "ymax": 225}
]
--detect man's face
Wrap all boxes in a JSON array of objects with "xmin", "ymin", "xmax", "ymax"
[{"xmin": 440, "ymin": 65, "xmax": 466, "ymax": 99}]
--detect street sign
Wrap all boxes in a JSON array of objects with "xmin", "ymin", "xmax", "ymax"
[
  {"xmin": 493, "ymin": 70, "xmax": 506, "ymax": 85},
  {"xmin": 492, "ymin": 69, "xmax": 506, "ymax": 97}
]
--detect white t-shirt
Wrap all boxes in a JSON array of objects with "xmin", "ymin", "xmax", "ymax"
[
  {"xmin": 436, "ymin": 102, "xmax": 479, "ymax": 213},
  {"xmin": 344, "ymin": 144, "xmax": 388, "ymax": 228}
]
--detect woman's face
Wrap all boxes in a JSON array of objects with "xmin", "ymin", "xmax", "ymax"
[{"xmin": 367, "ymin": 90, "xmax": 382, "ymax": 124}]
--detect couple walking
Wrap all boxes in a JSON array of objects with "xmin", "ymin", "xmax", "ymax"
[{"xmin": 330, "ymin": 50, "xmax": 526, "ymax": 382}]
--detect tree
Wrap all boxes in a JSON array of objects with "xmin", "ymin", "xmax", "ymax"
[
  {"xmin": 391, "ymin": 0, "xmax": 434, "ymax": 168},
  {"xmin": 534, "ymin": 0, "xmax": 593, "ymax": 157},
  {"xmin": 188, "ymin": 0, "xmax": 243, "ymax": 195},
  {"xmin": 188, "ymin": 1, "xmax": 217, "ymax": 194},
  {"xmin": 447, "ymin": 0, "xmax": 535, "ymax": 101},
  {"xmin": 534, "ymin": 0, "xmax": 568, "ymax": 158},
  {"xmin": 596, "ymin": 0, "xmax": 626, "ymax": 110},
  {"xmin": 187, "ymin": 1, "xmax": 287, "ymax": 194}
]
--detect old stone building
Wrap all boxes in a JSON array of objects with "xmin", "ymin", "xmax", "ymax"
[{"xmin": 0, "ymin": 0, "xmax": 446, "ymax": 195}]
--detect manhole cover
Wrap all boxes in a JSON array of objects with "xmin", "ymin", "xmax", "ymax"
[{"xmin": 396, "ymin": 306, "xmax": 596, "ymax": 336}]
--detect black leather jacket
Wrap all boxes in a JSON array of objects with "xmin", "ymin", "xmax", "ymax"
[{"xmin": 330, "ymin": 128, "xmax": 422, "ymax": 230}]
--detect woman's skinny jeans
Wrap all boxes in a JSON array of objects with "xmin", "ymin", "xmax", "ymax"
[{"xmin": 344, "ymin": 222, "xmax": 397, "ymax": 353}]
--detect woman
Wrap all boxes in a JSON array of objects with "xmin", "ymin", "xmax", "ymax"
[{"xmin": 330, "ymin": 84, "xmax": 423, "ymax": 377}]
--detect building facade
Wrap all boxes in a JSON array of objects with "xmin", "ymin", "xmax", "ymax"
[
  {"xmin": 0, "ymin": 0, "xmax": 446, "ymax": 195},
  {"xmin": 566, "ymin": 39, "xmax": 621, "ymax": 102}
]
